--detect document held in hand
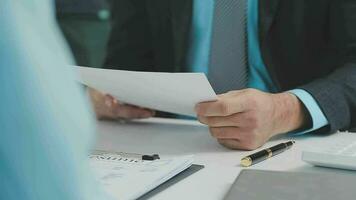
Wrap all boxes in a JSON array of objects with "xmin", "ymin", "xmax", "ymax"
[{"xmin": 76, "ymin": 66, "xmax": 217, "ymax": 116}]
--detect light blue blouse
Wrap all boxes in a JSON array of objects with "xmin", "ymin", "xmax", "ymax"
[{"xmin": 0, "ymin": 1, "xmax": 109, "ymax": 199}]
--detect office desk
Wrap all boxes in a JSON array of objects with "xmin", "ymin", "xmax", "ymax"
[{"xmin": 95, "ymin": 118, "xmax": 355, "ymax": 200}]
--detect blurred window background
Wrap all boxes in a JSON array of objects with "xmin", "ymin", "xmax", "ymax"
[{"xmin": 55, "ymin": 0, "xmax": 111, "ymax": 68}]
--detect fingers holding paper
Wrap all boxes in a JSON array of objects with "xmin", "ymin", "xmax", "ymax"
[
  {"xmin": 196, "ymin": 89, "xmax": 307, "ymax": 150},
  {"xmin": 88, "ymin": 88, "xmax": 155, "ymax": 120}
]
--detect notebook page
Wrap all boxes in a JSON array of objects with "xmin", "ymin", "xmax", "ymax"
[{"xmin": 90, "ymin": 154, "xmax": 194, "ymax": 200}]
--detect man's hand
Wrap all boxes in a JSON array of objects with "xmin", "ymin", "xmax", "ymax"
[
  {"xmin": 88, "ymin": 88, "xmax": 155, "ymax": 120},
  {"xmin": 195, "ymin": 89, "xmax": 307, "ymax": 150}
]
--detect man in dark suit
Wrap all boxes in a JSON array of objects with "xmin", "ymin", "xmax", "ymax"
[{"xmin": 103, "ymin": 0, "xmax": 356, "ymax": 150}]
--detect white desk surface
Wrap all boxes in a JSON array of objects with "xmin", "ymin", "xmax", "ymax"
[{"xmin": 95, "ymin": 117, "xmax": 356, "ymax": 200}]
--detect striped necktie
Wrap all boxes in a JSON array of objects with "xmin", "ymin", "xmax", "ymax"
[{"xmin": 208, "ymin": 0, "xmax": 248, "ymax": 94}]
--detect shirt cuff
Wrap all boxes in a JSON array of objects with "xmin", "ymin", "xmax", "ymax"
[{"xmin": 288, "ymin": 89, "xmax": 329, "ymax": 135}]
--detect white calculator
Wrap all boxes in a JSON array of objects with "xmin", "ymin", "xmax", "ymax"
[{"xmin": 302, "ymin": 132, "xmax": 356, "ymax": 170}]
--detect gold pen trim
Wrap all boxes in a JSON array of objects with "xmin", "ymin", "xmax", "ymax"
[{"xmin": 240, "ymin": 157, "xmax": 252, "ymax": 167}]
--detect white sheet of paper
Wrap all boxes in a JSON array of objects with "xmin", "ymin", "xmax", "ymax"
[{"xmin": 76, "ymin": 66, "xmax": 217, "ymax": 116}]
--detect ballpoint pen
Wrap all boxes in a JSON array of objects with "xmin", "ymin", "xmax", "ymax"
[
  {"xmin": 91, "ymin": 150, "xmax": 160, "ymax": 161},
  {"xmin": 241, "ymin": 141, "xmax": 295, "ymax": 167}
]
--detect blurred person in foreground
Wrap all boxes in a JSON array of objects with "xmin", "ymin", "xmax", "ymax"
[{"xmin": 0, "ymin": 1, "xmax": 143, "ymax": 199}]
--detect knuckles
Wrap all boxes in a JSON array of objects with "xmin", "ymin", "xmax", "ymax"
[
  {"xmin": 243, "ymin": 88, "xmax": 265, "ymax": 108},
  {"xmin": 244, "ymin": 88, "xmax": 259, "ymax": 95}
]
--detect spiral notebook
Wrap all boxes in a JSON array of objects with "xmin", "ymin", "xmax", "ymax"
[{"xmin": 89, "ymin": 151, "xmax": 194, "ymax": 200}]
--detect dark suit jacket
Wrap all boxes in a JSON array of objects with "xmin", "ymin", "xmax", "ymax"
[
  {"xmin": 56, "ymin": 0, "xmax": 108, "ymax": 15},
  {"xmin": 104, "ymin": 0, "xmax": 356, "ymax": 133}
]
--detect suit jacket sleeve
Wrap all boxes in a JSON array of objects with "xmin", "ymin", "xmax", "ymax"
[{"xmin": 299, "ymin": 0, "xmax": 356, "ymax": 133}]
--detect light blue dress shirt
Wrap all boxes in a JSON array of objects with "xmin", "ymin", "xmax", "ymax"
[
  {"xmin": 189, "ymin": 0, "xmax": 328, "ymax": 133},
  {"xmin": 0, "ymin": 1, "xmax": 110, "ymax": 200}
]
